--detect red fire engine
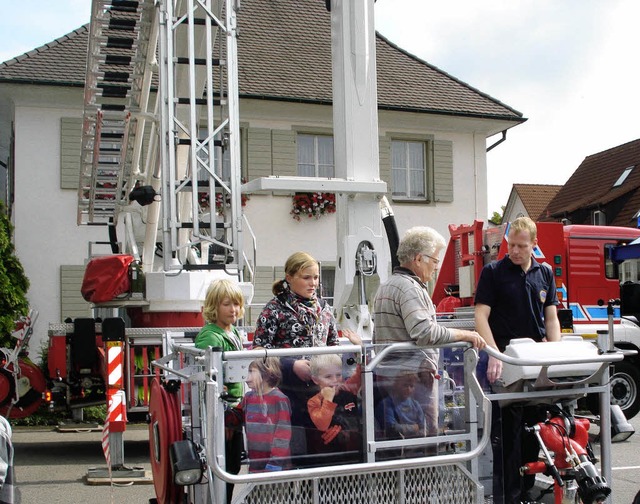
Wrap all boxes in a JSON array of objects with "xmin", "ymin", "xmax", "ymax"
[{"xmin": 433, "ymin": 220, "xmax": 640, "ymax": 418}]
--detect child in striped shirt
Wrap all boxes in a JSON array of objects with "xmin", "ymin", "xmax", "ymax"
[{"xmin": 228, "ymin": 357, "xmax": 292, "ymax": 472}]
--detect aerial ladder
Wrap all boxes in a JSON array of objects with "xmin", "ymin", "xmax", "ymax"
[
  {"xmin": 79, "ymin": 0, "xmax": 387, "ymax": 335},
  {"xmin": 79, "ymin": 0, "xmax": 247, "ymax": 303},
  {"xmin": 74, "ymin": 0, "xmax": 250, "ymax": 478}
]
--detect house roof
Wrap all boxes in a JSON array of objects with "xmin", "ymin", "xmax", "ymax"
[
  {"xmin": 509, "ymin": 183, "xmax": 562, "ymax": 221},
  {"xmin": 544, "ymin": 138, "xmax": 640, "ymax": 226},
  {"xmin": 0, "ymin": 1, "xmax": 524, "ymax": 123},
  {"xmin": 0, "ymin": 26, "xmax": 89, "ymax": 87}
]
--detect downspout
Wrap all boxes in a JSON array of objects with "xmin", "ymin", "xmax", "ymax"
[
  {"xmin": 483, "ymin": 130, "xmax": 508, "ymax": 219},
  {"xmin": 486, "ymin": 130, "xmax": 507, "ymax": 152}
]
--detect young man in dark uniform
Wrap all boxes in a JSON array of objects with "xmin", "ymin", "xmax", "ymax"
[{"xmin": 474, "ymin": 216, "xmax": 561, "ymax": 504}]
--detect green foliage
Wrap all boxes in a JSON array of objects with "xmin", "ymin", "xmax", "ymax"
[
  {"xmin": 488, "ymin": 206, "xmax": 505, "ymax": 226},
  {"xmin": 0, "ymin": 201, "xmax": 30, "ymax": 347},
  {"xmin": 11, "ymin": 403, "xmax": 107, "ymax": 427}
]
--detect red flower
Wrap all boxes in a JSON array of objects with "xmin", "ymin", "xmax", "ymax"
[
  {"xmin": 290, "ymin": 192, "xmax": 336, "ymax": 221},
  {"xmin": 197, "ymin": 178, "xmax": 249, "ymax": 214}
]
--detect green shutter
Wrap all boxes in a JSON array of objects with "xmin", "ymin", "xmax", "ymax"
[
  {"xmin": 378, "ymin": 135, "xmax": 391, "ymax": 198},
  {"xmin": 60, "ymin": 265, "xmax": 92, "ymax": 319},
  {"xmin": 433, "ymin": 139, "xmax": 453, "ymax": 203},
  {"xmin": 247, "ymin": 128, "xmax": 272, "ymax": 180},
  {"xmin": 272, "ymin": 130, "xmax": 296, "ymax": 177},
  {"xmin": 60, "ymin": 117, "xmax": 82, "ymax": 189}
]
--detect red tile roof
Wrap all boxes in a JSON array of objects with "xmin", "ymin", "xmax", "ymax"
[
  {"xmin": 544, "ymin": 138, "xmax": 640, "ymax": 227},
  {"xmin": 0, "ymin": 1, "xmax": 524, "ymax": 123},
  {"xmin": 512, "ymin": 183, "xmax": 562, "ymax": 221}
]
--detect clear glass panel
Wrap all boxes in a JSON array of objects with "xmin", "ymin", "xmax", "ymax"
[
  {"xmin": 407, "ymin": 141, "xmax": 424, "ymax": 169},
  {"xmin": 297, "ymin": 134, "xmax": 315, "ymax": 165},
  {"xmin": 410, "ymin": 169, "xmax": 425, "ymax": 198},
  {"xmin": 317, "ymin": 136, "xmax": 334, "ymax": 166},
  {"xmin": 299, "ymin": 164, "xmax": 315, "ymax": 177},
  {"xmin": 318, "ymin": 165, "xmax": 334, "ymax": 178},
  {"xmin": 392, "ymin": 167, "xmax": 406, "ymax": 196},
  {"xmin": 233, "ymin": 351, "xmax": 364, "ymax": 469},
  {"xmin": 372, "ymin": 346, "xmax": 441, "ymax": 460},
  {"xmin": 391, "ymin": 141, "xmax": 405, "ymax": 169}
]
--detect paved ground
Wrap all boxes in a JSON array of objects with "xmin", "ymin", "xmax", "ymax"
[
  {"xmin": 12, "ymin": 423, "xmax": 156, "ymax": 504},
  {"xmin": 9, "ymin": 415, "xmax": 640, "ymax": 503}
]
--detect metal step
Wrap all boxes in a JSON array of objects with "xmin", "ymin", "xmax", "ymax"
[{"xmin": 78, "ymin": 0, "xmax": 156, "ymax": 225}]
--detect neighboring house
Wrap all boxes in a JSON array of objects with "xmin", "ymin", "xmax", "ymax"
[
  {"xmin": 0, "ymin": 1, "xmax": 525, "ymax": 350},
  {"xmin": 542, "ymin": 139, "xmax": 640, "ymax": 227},
  {"xmin": 502, "ymin": 183, "xmax": 562, "ymax": 223}
]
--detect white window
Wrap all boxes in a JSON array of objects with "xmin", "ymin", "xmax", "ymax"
[
  {"xmin": 592, "ymin": 210, "xmax": 606, "ymax": 226},
  {"xmin": 297, "ymin": 134, "xmax": 334, "ymax": 177},
  {"xmin": 391, "ymin": 140, "xmax": 426, "ymax": 199}
]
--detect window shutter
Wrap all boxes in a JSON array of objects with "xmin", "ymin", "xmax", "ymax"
[
  {"xmin": 247, "ymin": 128, "xmax": 272, "ymax": 180},
  {"xmin": 60, "ymin": 117, "xmax": 82, "ymax": 189},
  {"xmin": 433, "ymin": 139, "xmax": 453, "ymax": 203},
  {"xmin": 378, "ymin": 135, "xmax": 391, "ymax": 198},
  {"xmin": 272, "ymin": 130, "xmax": 296, "ymax": 177},
  {"xmin": 60, "ymin": 265, "xmax": 92, "ymax": 319}
]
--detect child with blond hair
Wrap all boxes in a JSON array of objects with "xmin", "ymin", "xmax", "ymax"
[
  {"xmin": 195, "ymin": 279, "xmax": 246, "ymax": 503},
  {"xmin": 306, "ymin": 353, "xmax": 362, "ymax": 465}
]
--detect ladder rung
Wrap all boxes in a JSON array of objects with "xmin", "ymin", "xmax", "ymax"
[
  {"xmin": 103, "ymin": 72, "xmax": 131, "ymax": 83},
  {"xmin": 106, "ymin": 37, "xmax": 134, "ymax": 50},
  {"xmin": 108, "ymin": 18, "xmax": 137, "ymax": 31},
  {"xmin": 177, "ymin": 98, "xmax": 209, "ymax": 105},
  {"xmin": 178, "ymin": 222, "xmax": 217, "ymax": 230},
  {"xmin": 100, "ymin": 103, "xmax": 127, "ymax": 111},
  {"xmin": 104, "ymin": 55, "xmax": 132, "ymax": 66},
  {"xmin": 109, "ymin": 0, "xmax": 140, "ymax": 13},
  {"xmin": 175, "ymin": 57, "xmax": 221, "ymax": 66},
  {"xmin": 99, "ymin": 86, "xmax": 130, "ymax": 98}
]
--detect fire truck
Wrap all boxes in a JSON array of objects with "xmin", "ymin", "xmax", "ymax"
[
  {"xmin": 0, "ymin": 0, "xmax": 624, "ymax": 502},
  {"xmin": 432, "ymin": 220, "xmax": 640, "ymax": 419}
]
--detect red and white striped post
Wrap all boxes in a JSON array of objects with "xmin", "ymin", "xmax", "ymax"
[{"xmin": 103, "ymin": 319, "xmax": 127, "ymax": 470}]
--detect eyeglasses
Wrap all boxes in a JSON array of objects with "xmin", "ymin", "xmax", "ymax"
[{"xmin": 420, "ymin": 254, "xmax": 440, "ymax": 266}]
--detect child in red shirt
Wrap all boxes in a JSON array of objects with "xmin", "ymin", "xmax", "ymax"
[{"xmin": 306, "ymin": 353, "xmax": 362, "ymax": 465}]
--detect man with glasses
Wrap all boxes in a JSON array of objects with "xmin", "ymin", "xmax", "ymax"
[{"xmin": 373, "ymin": 226, "xmax": 485, "ymax": 444}]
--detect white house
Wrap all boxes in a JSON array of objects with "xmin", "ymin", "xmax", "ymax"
[{"xmin": 0, "ymin": 1, "xmax": 525, "ymax": 352}]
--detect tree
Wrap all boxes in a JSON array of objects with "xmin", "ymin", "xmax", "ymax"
[
  {"xmin": 489, "ymin": 206, "xmax": 505, "ymax": 226},
  {"xmin": 0, "ymin": 201, "xmax": 30, "ymax": 347}
]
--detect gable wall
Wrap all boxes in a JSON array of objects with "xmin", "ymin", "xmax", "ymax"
[
  {"xmin": 503, "ymin": 196, "xmax": 529, "ymax": 223},
  {"xmin": 10, "ymin": 86, "xmax": 102, "ymax": 351}
]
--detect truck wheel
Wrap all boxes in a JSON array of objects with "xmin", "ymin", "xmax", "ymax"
[
  {"xmin": 610, "ymin": 360, "xmax": 640, "ymax": 420},
  {"xmin": 586, "ymin": 359, "xmax": 640, "ymax": 420}
]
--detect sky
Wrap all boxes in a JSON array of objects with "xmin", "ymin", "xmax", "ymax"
[{"xmin": 2, "ymin": 0, "xmax": 639, "ymax": 217}]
